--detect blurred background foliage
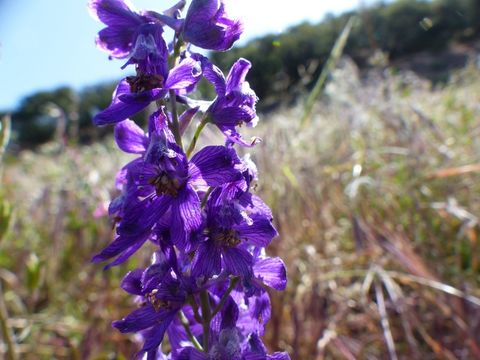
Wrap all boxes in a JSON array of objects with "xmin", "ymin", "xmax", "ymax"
[
  {"xmin": 3, "ymin": 0, "xmax": 480, "ymax": 147},
  {"xmin": 1, "ymin": 0, "xmax": 480, "ymax": 358}
]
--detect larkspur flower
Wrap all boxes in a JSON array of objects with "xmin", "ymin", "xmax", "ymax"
[
  {"xmin": 198, "ymin": 56, "xmax": 259, "ymax": 146},
  {"xmin": 88, "ymin": 0, "xmax": 149, "ymax": 58},
  {"xmin": 192, "ymin": 186, "xmax": 277, "ymax": 282},
  {"xmin": 114, "ymin": 254, "xmax": 188, "ymax": 358},
  {"xmin": 89, "ymin": 1, "xmax": 289, "ymax": 358},
  {"xmin": 183, "ymin": 0, "xmax": 244, "ymax": 51},
  {"xmin": 93, "ymin": 110, "xmax": 246, "ymax": 265},
  {"xmin": 94, "ymin": 55, "xmax": 202, "ymax": 125},
  {"xmin": 149, "ymin": 0, "xmax": 243, "ymax": 52}
]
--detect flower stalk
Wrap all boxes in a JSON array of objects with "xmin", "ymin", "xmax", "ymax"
[{"xmin": 88, "ymin": 0, "xmax": 290, "ymax": 358}]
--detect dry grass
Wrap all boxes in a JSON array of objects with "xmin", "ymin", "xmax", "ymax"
[{"xmin": 1, "ymin": 60, "xmax": 480, "ymax": 359}]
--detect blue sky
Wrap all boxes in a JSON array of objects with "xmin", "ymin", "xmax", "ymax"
[{"xmin": 0, "ymin": 0, "xmax": 369, "ymax": 110}]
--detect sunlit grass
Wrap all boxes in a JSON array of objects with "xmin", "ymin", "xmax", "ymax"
[{"xmin": 2, "ymin": 61, "xmax": 480, "ymax": 358}]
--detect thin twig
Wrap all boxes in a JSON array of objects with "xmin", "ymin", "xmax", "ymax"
[
  {"xmin": 0, "ymin": 282, "xmax": 17, "ymax": 360},
  {"xmin": 374, "ymin": 281, "xmax": 398, "ymax": 360},
  {"xmin": 178, "ymin": 310, "xmax": 203, "ymax": 351}
]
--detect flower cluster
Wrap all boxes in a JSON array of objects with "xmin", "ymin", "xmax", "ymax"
[{"xmin": 89, "ymin": 0, "xmax": 289, "ymax": 358}]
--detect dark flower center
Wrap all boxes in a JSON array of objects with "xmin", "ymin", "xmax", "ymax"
[
  {"xmin": 146, "ymin": 289, "xmax": 172, "ymax": 312},
  {"xmin": 211, "ymin": 228, "xmax": 241, "ymax": 248},
  {"xmin": 149, "ymin": 172, "xmax": 181, "ymax": 197},
  {"xmin": 127, "ymin": 72, "xmax": 164, "ymax": 93}
]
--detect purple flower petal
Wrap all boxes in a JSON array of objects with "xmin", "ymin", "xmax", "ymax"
[
  {"xmin": 88, "ymin": 0, "xmax": 144, "ymax": 58},
  {"xmin": 189, "ymin": 146, "xmax": 243, "ymax": 187},
  {"xmin": 192, "ymin": 241, "xmax": 222, "ymax": 278},
  {"xmin": 179, "ymin": 107, "xmax": 199, "ymax": 135},
  {"xmin": 225, "ymin": 58, "xmax": 251, "ymax": 93},
  {"xmin": 88, "ymin": 0, "xmax": 140, "ymax": 26},
  {"xmin": 253, "ymin": 257, "xmax": 287, "ymax": 291},
  {"xmin": 177, "ymin": 347, "xmax": 208, "ymax": 360},
  {"xmin": 113, "ymin": 305, "xmax": 170, "ymax": 333},
  {"xmin": 235, "ymin": 214, "xmax": 278, "ymax": 247},
  {"xmin": 170, "ymin": 186, "xmax": 201, "ymax": 250},
  {"xmin": 184, "ymin": 0, "xmax": 243, "ymax": 51},
  {"xmin": 212, "ymin": 106, "xmax": 257, "ymax": 127},
  {"xmin": 222, "ymin": 247, "xmax": 253, "ymax": 279},
  {"xmin": 92, "ymin": 232, "xmax": 147, "ymax": 264},
  {"xmin": 165, "ymin": 58, "xmax": 202, "ymax": 90},
  {"xmin": 140, "ymin": 313, "xmax": 177, "ymax": 354},
  {"xmin": 198, "ymin": 55, "xmax": 226, "ymax": 96},
  {"xmin": 93, "ymin": 79, "xmax": 152, "ymax": 125},
  {"xmin": 120, "ymin": 269, "xmax": 143, "ymax": 295},
  {"xmin": 114, "ymin": 119, "xmax": 148, "ymax": 153}
]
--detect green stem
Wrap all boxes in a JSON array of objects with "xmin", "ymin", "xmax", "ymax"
[
  {"xmin": 179, "ymin": 310, "xmax": 203, "ymax": 351},
  {"xmin": 169, "ymin": 89, "xmax": 183, "ymax": 149},
  {"xmin": 200, "ymin": 187, "xmax": 214, "ymax": 209},
  {"xmin": 188, "ymin": 295, "xmax": 203, "ymax": 325},
  {"xmin": 211, "ymin": 277, "xmax": 240, "ymax": 319},
  {"xmin": 186, "ymin": 117, "xmax": 209, "ymax": 158},
  {"xmin": 200, "ymin": 290, "xmax": 211, "ymax": 351},
  {"xmin": 0, "ymin": 282, "xmax": 17, "ymax": 360}
]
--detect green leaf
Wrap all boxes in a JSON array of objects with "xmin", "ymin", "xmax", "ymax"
[
  {"xmin": 26, "ymin": 253, "xmax": 42, "ymax": 291},
  {"xmin": 0, "ymin": 115, "xmax": 11, "ymax": 160},
  {"xmin": 0, "ymin": 200, "xmax": 12, "ymax": 244}
]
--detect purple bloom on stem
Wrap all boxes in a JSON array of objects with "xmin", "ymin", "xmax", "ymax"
[
  {"xmin": 88, "ymin": 0, "xmax": 148, "ymax": 58},
  {"xmin": 199, "ymin": 56, "xmax": 259, "ymax": 146},
  {"xmin": 183, "ymin": 0, "xmax": 243, "ymax": 51},
  {"xmin": 192, "ymin": 187, "xmax": 277, "ymax": 281},
  {"xmin": 243, "ymin": 333, "xmax": 291, "ymax": 360},
  {"xmin": 114, "ymin": 259, "xmax": 188, "ymax": 358},
  {"xmin": 94, "ymin": 56, "xmax": 202, "ymax": 125},
  {"xmin": 94, "ymin": 110, "xmax": 246, "ymax": 264}
]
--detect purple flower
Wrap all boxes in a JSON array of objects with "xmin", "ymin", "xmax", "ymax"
[
  {"xmin": 93, "ymin": 110, "xmax": 246, "ymax": 265},
  {"xmin": 89, "ymin": 1, "xmax": 289, "ymax": 357},
  {"xmin": 114, "ymin": 257, "xmax": 188, "ymax": 358},
  {"xmin": 183, "ymin": 0, "xmax": 244, "ymax": 51},
  {"xmin": 94, "ymin": 55, "xmax": 202, "ymax": 125},
  {"xmin": 199, "ymin": 56, "xmax": 259, "ymax": 146},
  {"xmin": 192, "ymin": 187, "xmax": 277, "ymax": 281},
  {"xmin": 88, "ymin": 0, "xmax": 149, "ymax": 58},
  {"xmin": 243, "ymin": 333, "xmax": 291, "ymax": 360}
]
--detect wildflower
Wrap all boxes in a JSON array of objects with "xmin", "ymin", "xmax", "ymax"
[
  {"xmin": 192, "ymin": 187, "xmax": 277, "ymax": 281},
  {"xmin": 114, "ymin": 257, "xmax": 188, "ymax": 358},
  {"xmin": 88, "ymin": 0, "xmax": 149, "ymax": 58},
  {"xmin": 94, "ymin": 56, "xmax": 202, "ymax": 126},
  {"xmin": 183, "ymin": 0, "xmax": 244, "ymax": 51},
  {"xmin": 199, "ymin": 56, "xmax": 259, "ymax": 146},
  {"xmin": 89, "ymin": 0, "xmax": 289, "ymax": 357},
  {"xmin": 93, "ymin": 110, "xmax": 245, "ymax": 265}
]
